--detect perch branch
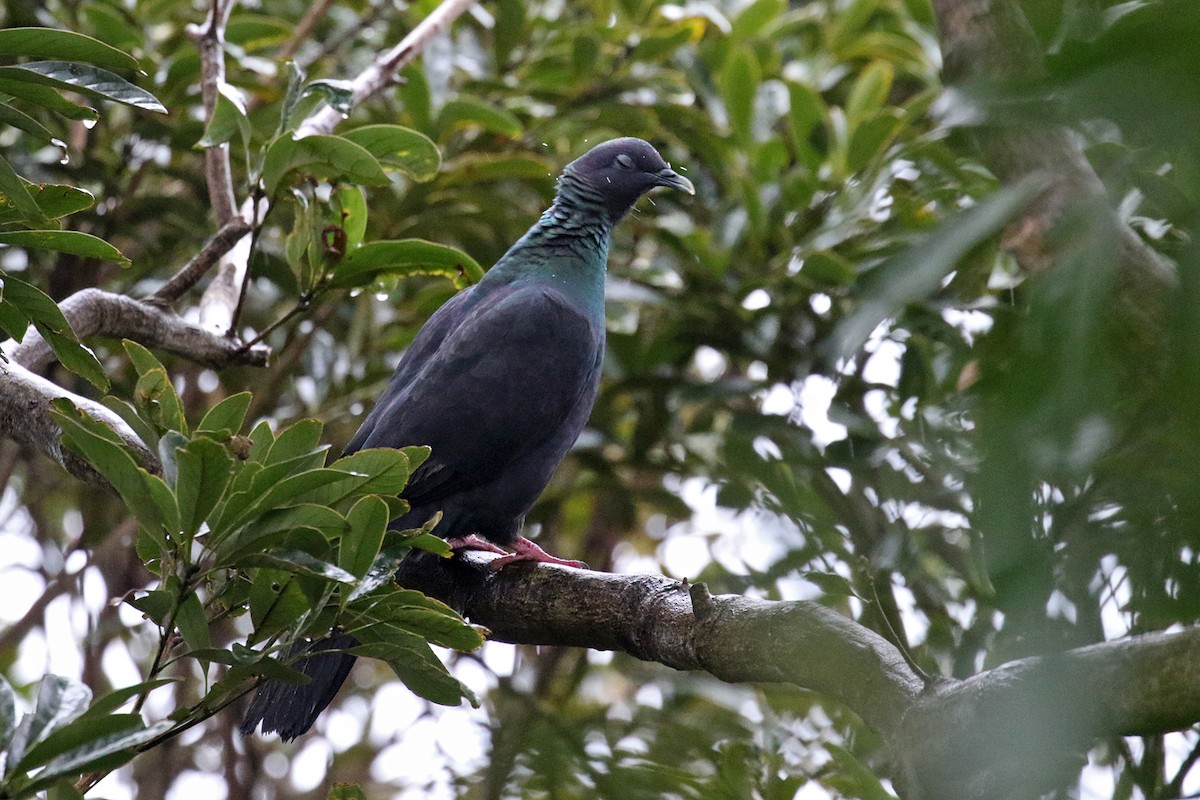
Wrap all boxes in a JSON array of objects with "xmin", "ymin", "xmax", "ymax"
[
  {"xmin": 401, "ymin": 553, "xmax": 1200, "ymax": 800},
  {"xmin": 11, "ymin": 288, "xmax": 270, "ymax": 371},
  {"xmin": 149, "ymin": 217, "xmax": 251, "ymax": 305}
]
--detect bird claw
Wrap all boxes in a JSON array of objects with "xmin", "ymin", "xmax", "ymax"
[
  {"xmin": 487, "ymin": 536, "xmax": 588, "ymax": 571},
  {"xmin": 446, "ymin": 534, "xmax": 510, "ymax": 556}
]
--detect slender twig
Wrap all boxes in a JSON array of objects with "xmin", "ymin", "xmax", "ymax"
[
  {"xmin": 296, "ymin": 0, "xmax": 480, "ymax": 137},
  {"xmin": 186, "ymin": 0, "xmax": 239, "ymax": 225},
  {"xmin": 149, "ymin": 217, "xmax": 252, "ymax": 305},
  {"xmin": 278, "ymin": 0, "xmax": 337, "ymax": 60}
]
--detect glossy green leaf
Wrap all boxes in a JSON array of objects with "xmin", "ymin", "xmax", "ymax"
[
  {"xmin": 0, "ymin": 72, "xmax": 98, "ymax": 120},
  {"xmin": 341, "ymin": 125, "xmax": 441, "ymax": 182},
  {"xmin": 243, "ymin": 549, "xmax": 356, "ymax": 583},
  {"xmin": 197, "ymin": 83, "xmax": 250, "ymax": 149},
  {"xmin": 197, "ymin": 391, "xmax": 253, "ymax": 436},
  {"xmin": 435, "ymin": 98, "xmax": 522, "ymax": 139},
  {"xmin": 353, "ymin": 624, "xmax": 473, "ymax": 706},
  {"xmin": 0, "ymin": 28, "xmax": 141, "ymax": 72},
  {"xmin": 330, "ymin": 239, "xmax": 483, "ymax": 289},
  {"xmin": 262, "ymin": 134, "xmax": 389, "ymax": 196},
  {"xmin": 1, "ymin": 275, "xmax": 109, "ymax": 389},
  {"xmin": 26, "ymin": 720, "xmax": 173, "ymax": 792},
  {"xmin": 302, "ymin": 79, "xmax": 353, "ymax": 116},
  {"xmin": 340, "ymin": 496, "xmax": 389, "ymax": 579},
  {"xmin": 0, "ymin": 184, "xmax": 95, "ymax": 224},
  {"xmin": 175, "ymin": 437, "xmax": 234, "ymax": 538},
  {"xmin": 0, "ymin": 153, "xmax": 48, "ymax": 224},
  {"xmin": 0, "ymin": 101, "xmax": 59, "ymax": 145},
  {"xmin": 78, "ymin": 679, "xmax": 178, "ymax": 721},
  {"xmin": 440, "ymin": 153, "xmax": 556, "ymax": 186},
  {"xmin": 175, "ymin": 592, "xmax": 212, "ymax": 652},
  {"xmin": 5, "ymin": 675, "xmax": 93, "ymax": 771},
  {"xmin": 6, "ymin": 62, "xmax": 165, "ymax": 113},
  {"xmin": 333, "ymin": 186, "xmax": 369, "ymax": 252},
  {"xmin": 124, "ymin": 340, "xmax": 187, "ymax": 434},
  {"xmin": 0, "ymin": 230, "xmax": 130, "ymax": 266}
]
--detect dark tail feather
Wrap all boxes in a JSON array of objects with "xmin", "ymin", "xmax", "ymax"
[{"xmin": 240, "ymin": 634, "xmax": 358, "ymax": 741}]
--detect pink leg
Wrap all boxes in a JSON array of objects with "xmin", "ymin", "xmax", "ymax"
[
  {"xmin": 445, "ymin": 533, "xmax": 510, "ymax": 556},
  {"xmin": 487, "ymin": 536, "xmax": 587, "ymax": 571}
]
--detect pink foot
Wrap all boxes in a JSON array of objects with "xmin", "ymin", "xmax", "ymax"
[
  {"xmin": 445, "ymin": 534, "xmax": 510, "ymax": 556},
  {"xmin": 488, "ymin": 536, "xmax": 587, "ymax": 571}
]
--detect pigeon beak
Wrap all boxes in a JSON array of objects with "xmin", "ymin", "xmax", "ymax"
[{"xmin": 654, "ymin": 168, "xmax": 695, "ymax": 195}]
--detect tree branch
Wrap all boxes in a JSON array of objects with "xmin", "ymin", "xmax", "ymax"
[
  {"xmin": 149, "ymin": 217, "xmax": 252, "ymax": 305},
  {"xmin": 0, "ymin": 360, "xmax": 153, "ymax": 484},
  {"xmin": 399, "ymin": 552, "xmax": 1200, "ymax": 800},
  {"xmin": 11, "ymin": 288, "xmax": 270, "ymax": 371},
  {"xmin": 931, "ymin": 0, "xmax": 1175, "ymax": 299},
  {"xmin": 199, "ymin": 0, "xmax": 480, "ymax": 335},
  {"xmin": 187, "ymin": 0, "xmax": 239, "ymax": 226}
]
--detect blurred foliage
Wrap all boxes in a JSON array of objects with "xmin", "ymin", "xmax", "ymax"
[{"xmin": 1, "ymin": 0, "xmax": 1200, "ymax": 797}]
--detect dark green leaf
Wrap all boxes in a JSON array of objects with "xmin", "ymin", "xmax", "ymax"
[
  {"xmin": 261, "ymin": 134, "xmax": 389, "ymax": 196},
  {"xmin": 0, "ymin": 230, "xmax": 130, "ymax": 266},
  {"xmin": 124, "ymin": 340, "xmax": 187, "ymax": 434},
  {"xmin": 175, "ymin": 592, "xmax": 212, "ymax": 652},
  {"xmin": 302, "ymin": 79, "xmax": 353, "ymax": 116},
  {"xmin": 197, "ymin": 391, "xmax": 253, "ymax": 435},
  {"xmin": 340, "ymin": 496, "xmax": 388, "ymax": 579},
  {"xmin": 6, "ymin": 675, "xmax": 92, "ymax": 770},
  {"xmin": 328, "ymin": 784, "xmax": 368, "ymax": 800},
  {"xmin": 435, "ymin": 99, "xmax": 522, "ymax": 139},
  {"xmin": 243, "ymin": 550, "xmax": 356, "ymax": 583},
  {"xmin": 176, "ymin": 437, "xmax": 234, "ymax": 537},
  {"xmin": 8, "ymin": 61, "xmax": 165, "ymax": 113},
  {"xmin": 341, "ymin": 125, "xmax": 441, "ymax": 182},
  {"xmin": 330, "ymin": 239, "xmax": 483, "ymax": 289},
  {"xmin": 197, "ymin": 83, "xmax": 251, "ymax": 149},
  {"xmin": 0, "ymin": 28, "xmax": 141, "ymax": 72},
  {"xmin": 0, "ymin": 101, "xmax": 59, "ymax": 145},
  {"xmin": 0, "ymin": 153, "xmax": 48, "ymax": 224},
  {"xmin": 0, "ymin": 72, "xmax": 98, "ymax": 121},
  {"xmin": 0, "ymin": 184, "xmax": 95, "ymax": 224},
  {"xmin": 78, "ymin": 679, "xmax": 178, "ymax": 720},
  {"xmin": 27, "ymin": 721, "xmax": 173, "ymax": 791}
]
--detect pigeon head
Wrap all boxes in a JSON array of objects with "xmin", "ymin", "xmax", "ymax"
[{"xmin": 557, "ymin": 138, "xmax": 695, "ymax": 222}]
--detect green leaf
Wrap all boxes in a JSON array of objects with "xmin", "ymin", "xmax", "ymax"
[
  {"xmin": 197, "ymin": 391, "xmax": 253, "ymax": 435},
  {"xmin": 128, "ymin": 589, "xmax": 173, "ymax": 625},
  {"xmin": 720, "ymin": 49, "xmax": 760, "ymax": 143},
  {"xmin": 732, "ymin": 0, "xmax": 785, "ymax": 38},
  {"xmin": 262, "ymin": 134, "xmax": 389, "ymax": 196},
  {"xmin": 440, "ymin": 153, "xmax": 556, "ymax": 186},
  {"xmin": 829, "ymin": 179, "xmax": 1043, "ymax": 358},
  {"xmin": 823, "ymin": 743, "xmax": 896, "ymax": 800},
  {"xmin": 0, "ymin": 230, "xmax": 130, "ymax": 266},
  {"xmin": 78, "ymin": 679, "xmax": 178, "ymax": 720},
  {"xmin": 176, "ymin": 437, "xmax": 234, "ymax": 538},
  {"xmin": 267, "ymin": 418, "xmax": 325, "ymax": 464},
  {"xmin": 51, "ymin": 399, "xmax": 179, "ymax": 533},
  {"xmin": 0, "ymin": 153, "xmax": 48, "ymax": 224},
  {"xmin": 341, "ymin": 125, "xmax": 441, "ymax": 182},
  {"xmin": 17, "ymin": 714, "xmax": 142, "ymax": 774},
  {"xmin": 243, "ymin": 550, "xmax": 357, "ymax": 583},
  {"xmin": 333, "ymin": 186, "xmax": 368, "ymax": 252},
  {"xmin": 197, "ymin": 82, "xmax": 251, "ymax": 149},
  {"xmin": 80, "ymin": 2, "xmax": 141, "ymax": 52},
  {"xmin": 0, "ymin": 184, "xmax": 95, "ymax": 224},
  {"xmin": 330, "ymin": 239, "xmax": 484, "ymax": 290},
  {"xmin": 435, "ymin": 98, "xmax": 522, "ymax": 139},
  {"xmin": 124, "ymin": 340, "xmax": 187, "ymax": 434},
  {"xmin": 0, "ymin": 675, "xmax": 16, "ymax": 753},
  {"xmin": 1, "ymin": 275, "xmax": 109, "ymax": 389},
  {"xmin": 0, "ymin": 101, "xmax": 59, "ymax": 145},
  {"xmin": 6, "ymin": 675, "xmax": 93, "ymax": 770},
  {"xmin": 225, "ymin": 14, "xmax": 293, "ymax": 51},
  {"xmin": 350, "ymin": 588, "xmax": 485, "ymax": 650},
  {"xmin": 6, "ymin": 61, "xmax": 165, "ymax": 113},
  {"xmin": 25, "ymin": 721, "xmax": 173, "ymax": 792},
  {"xmin": 0, "ymin": 74, "xmax": 98, "ymax": 121},
  {"xmin": 175, "ymin": 592, "xmax": 212, "ymax": 652},
  {"xmin": 340, "ymin": 496, "xmax": 389, "ymax": 579},
  {"xmin": 0, "ymin": 28, "xmax": 141, "ymax": 72},
  {"xmin": 355, "ymin": 626, "xmax": 474, "ymax": 706},
  {"xmin": 845, "ymin": 60, "xmax": 894, "ymax": 125},
  {"xmin": 302, "ymin": 78, "xmax": 354, "ymax": 116}
]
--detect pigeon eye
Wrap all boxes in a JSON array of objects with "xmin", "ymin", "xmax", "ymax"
[{"xmin": 615, "ymin": 154, "xmax": 636, "ymax": 170}]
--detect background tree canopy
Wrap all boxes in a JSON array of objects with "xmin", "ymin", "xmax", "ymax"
[{"xmin": 2, "ymin": 0, "xmax": 1200, "ymax": 798}]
